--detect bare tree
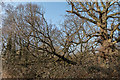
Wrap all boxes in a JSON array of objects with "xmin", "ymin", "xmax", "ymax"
[
  {"xmin": 2, "ymin": 3, "xmax": 77, "ymax": 68},
  {"xmin": 66, "ymin": 0, "xmax": 120, "ymax": 55}
]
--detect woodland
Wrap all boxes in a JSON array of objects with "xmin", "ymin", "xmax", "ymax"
[{"xmin": 1, "ymin": 0, "xmax": 120, "ymax": 78}]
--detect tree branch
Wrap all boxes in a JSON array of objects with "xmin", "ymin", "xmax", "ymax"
[{"xmin": 66, "ymin": 10, "xmax": 97, "ymax": 25}]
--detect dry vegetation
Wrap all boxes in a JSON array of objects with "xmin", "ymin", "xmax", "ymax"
[{"xmin": 1, "ymin": 0, "xmax": 120, "ymax": 79}]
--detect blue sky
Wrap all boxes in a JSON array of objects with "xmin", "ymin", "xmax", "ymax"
[
  {"xmin": 39, "ymin": 2, "xmax": 70, "ymax": 25},
  {"xmin": 6, "ymin": 2, "xmax": 70, "ymax": 26}
]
